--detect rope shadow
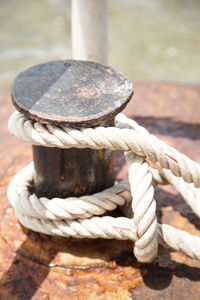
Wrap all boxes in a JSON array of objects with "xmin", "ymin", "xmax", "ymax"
[
  {"xmin": 111, "ymin": 247, "xmax": 200, "ymax": 291},
  {"xmin": 0, "ymin": 230, "xmax": 56, "ymax": 300},
  {"xmin": 133, "ymin": 115, "xmax": 200, "ymax": 140},
  {"xmin": 155, "ymin": 186, "xmax": 200, "ymax": 231},
  {"xmin": 140, "ymin": 257, "xmax": 200, "ymax": 290}
]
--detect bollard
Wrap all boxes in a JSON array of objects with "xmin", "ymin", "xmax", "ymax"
[{"xmin": 11, "ymin": 60, "xmax": 133, "ymax": 198}]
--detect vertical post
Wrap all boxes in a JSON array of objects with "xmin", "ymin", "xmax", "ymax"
[{"xmin": 72, "ymin": 0, "xmax": 108, "ymax": 64}]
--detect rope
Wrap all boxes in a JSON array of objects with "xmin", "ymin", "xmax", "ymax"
[{"xmin": 7, "ymin": 110, "xmax": 200, "ymax": 263}]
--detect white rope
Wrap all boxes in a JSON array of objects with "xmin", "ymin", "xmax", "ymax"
[
  {"xmin": 8, "ymin": 162, "xmax": 131, "ymax": 221},
  {"xmin": 125, "ymin": 152, "xmax": 158, "ymax": 262},
  {"xmin": 7, "ymin": 110, "xmax": 200, "ymax": 263}
]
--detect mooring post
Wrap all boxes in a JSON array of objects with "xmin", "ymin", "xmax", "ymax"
[{"xmin": 11, "ymin": 60, "xmax": 133, "ymax": 199}]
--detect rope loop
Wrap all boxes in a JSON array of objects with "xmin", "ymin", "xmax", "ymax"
[{"xmin": 7, "ymin": 111, "xmax": 200, "ymax": 262}]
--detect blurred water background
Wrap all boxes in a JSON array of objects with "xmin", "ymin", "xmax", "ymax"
[{"xmin": 0, "ymin": 0, "xmax": 200, "ymax": 92}]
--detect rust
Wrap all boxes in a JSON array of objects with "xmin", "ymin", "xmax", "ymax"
[
  {"xmin": 1, "ymin": 83, "xmax": 200, "ymax": 298},
  {"xmin": 11, "ymin": 60, "xmax": 133, "ymax": 127}
]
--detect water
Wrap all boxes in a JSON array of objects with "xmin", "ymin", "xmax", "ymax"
[{"xmin": 0, "ymin": 0, "xmax": 200, "ymax": 92}]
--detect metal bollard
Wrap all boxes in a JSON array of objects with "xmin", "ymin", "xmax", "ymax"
[{"xmin": 11, "ymin": 60, "xmax": 133, "ymax": 198}]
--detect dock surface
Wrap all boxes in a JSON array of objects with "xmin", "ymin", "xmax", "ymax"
[{"xmin": 1, "ymin": 82, "xmax": 200, "ymax": 299}]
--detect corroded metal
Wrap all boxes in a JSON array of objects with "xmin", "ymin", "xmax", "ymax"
[
  {"xmin": 1, "ymin": 82, "xmax": 200, "ymax": 299},
  {"xmin": 11, "ymin": 60, "xmax": 133, "ymax": 127},
  {"xmin": 11, "ymin": 60, "xmax": 133, "ymax": 198},
  {"xmin": 32, "ymin": 145, "xmax": 115, "ymax": 198}
]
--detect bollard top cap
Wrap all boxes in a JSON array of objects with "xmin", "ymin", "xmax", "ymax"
[{"xmin": 11, "ymin": 60, "xmax": 133, "ymax": 127}]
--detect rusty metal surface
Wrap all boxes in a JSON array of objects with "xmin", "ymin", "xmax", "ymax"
[
  {"xmin": 1, "ymin": 82, "xmax": 200, "ymax": 299},
  {"xmin": 33, "ymin": 146, "xmax": 116, "ymax": 198},
  {"xmin": 11, "ymin": 60, "xmax": 133, "ymax": 127}
]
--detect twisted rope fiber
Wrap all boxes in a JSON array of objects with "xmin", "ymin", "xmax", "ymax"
[{"xmin": 7, "ymin": 111, "xmax": 200, "ymax": 262}]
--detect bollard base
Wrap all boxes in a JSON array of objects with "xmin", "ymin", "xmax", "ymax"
[{"xmin": 33, "ymin": 146, "xmax": 115, "ymax": 198}]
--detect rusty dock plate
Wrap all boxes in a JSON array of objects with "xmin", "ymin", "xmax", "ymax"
[{"xmin": 0, "ymin": 82, "xmax": 200, "ymax": 299}]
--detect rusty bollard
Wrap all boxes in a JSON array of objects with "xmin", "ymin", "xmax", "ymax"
[{"xmin": 11, "ymin": 60, "xmax": 133, "ymax": 199}]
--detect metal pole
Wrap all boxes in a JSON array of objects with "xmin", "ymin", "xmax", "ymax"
[{"xmin": 72, "ymin": 0, "xmax": 108, "ymax": 64}]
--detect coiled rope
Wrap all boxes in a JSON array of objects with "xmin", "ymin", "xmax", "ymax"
[{"xmin": 7, "ymin": 110, "xmax": 200, "ymax": 263}]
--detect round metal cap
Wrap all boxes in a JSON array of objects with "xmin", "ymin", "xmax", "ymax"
[{"xmin": 11, "ymin": 60, "xmax": 133, "ymax": 127}]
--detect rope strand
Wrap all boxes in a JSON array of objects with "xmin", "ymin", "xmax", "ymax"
[{"xmin": 7, "ymin": 111, "xmax": 200, "ymax": 262}]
